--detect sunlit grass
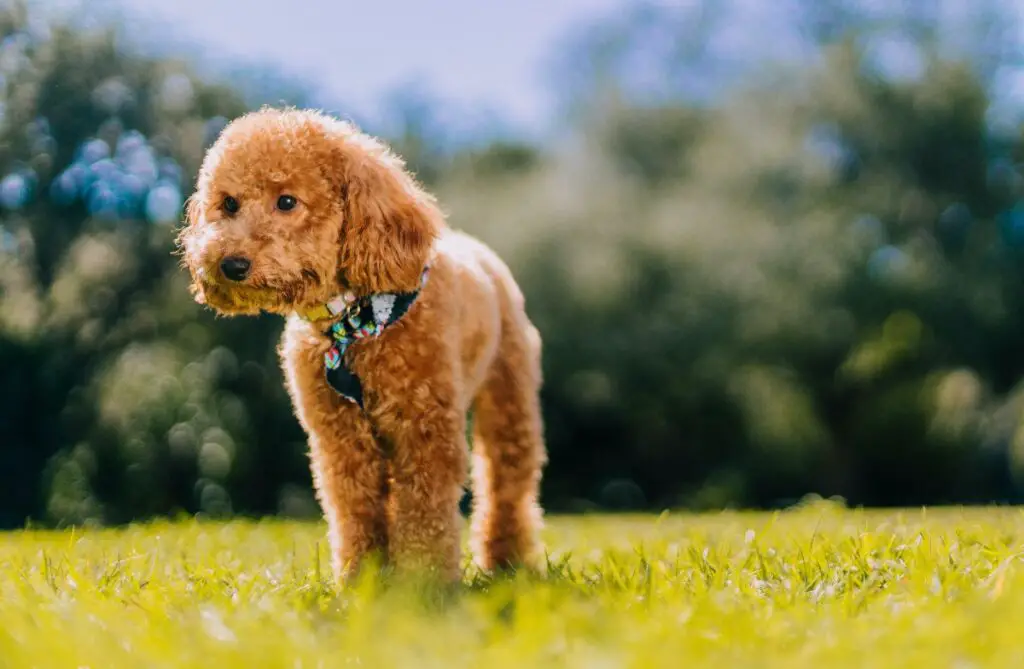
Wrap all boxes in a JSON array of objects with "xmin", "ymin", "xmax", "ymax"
[{"xmin": 2, "ymin": 501, "xmax": 1024, "ymax": 667}]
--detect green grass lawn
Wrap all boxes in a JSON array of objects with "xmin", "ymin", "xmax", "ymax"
[{"xmin": 1, "ymin": 501, "xmax": 1023, "ymax": 667}]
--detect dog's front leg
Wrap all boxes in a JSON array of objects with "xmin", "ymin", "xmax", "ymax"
[
  {"xmin": 370, "ymin": 379, "xmax": 468, "ymax": 584},
  {"xmin": 386, "ymin": 402, "xmax": 467, "ymax": 583},
  {"xmin": 307, "ymin": 405, "xmax": 390, "ymax": 584},
  {"xmin": 281, "ymin": 327, "xmax": 390, "ymax": 586}
]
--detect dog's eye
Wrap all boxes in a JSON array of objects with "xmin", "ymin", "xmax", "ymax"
[
  {"xmin": 277, "ymin": 195, "xmax": 297, "ymax": 212},
  {"xmin": 222, "ymin": 196, "xmax": 240, "ymax": 215}
]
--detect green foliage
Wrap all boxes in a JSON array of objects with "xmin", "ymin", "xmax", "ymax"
[
  {"xmin": 0, "ymin": 3, "xmax": 307, "ymax": 526},
  {"xmin": 3, "ymin": 508, "xmax": 1024, "ymax": 666},
  {"xmin": 441, "ymin": 32, "xmax": 1024, "ymax": 509},
  {"xmin": 3, "ymin": 1, "xmax": 1024, "ymax": 525}
]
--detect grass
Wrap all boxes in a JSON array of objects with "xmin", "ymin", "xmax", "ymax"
[{"xmin": 1, "ymin": 501, "xmax": 1024, "ymax": 667}]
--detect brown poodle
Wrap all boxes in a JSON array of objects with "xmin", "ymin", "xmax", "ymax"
[{"xmin": 177, "ymin": 107, "xmax": 546, "ymax": 584}]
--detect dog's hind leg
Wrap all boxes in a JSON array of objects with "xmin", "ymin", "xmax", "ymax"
[{"xmin": 469, "ymin": 318, "xmax": 547, "ymax": 572}]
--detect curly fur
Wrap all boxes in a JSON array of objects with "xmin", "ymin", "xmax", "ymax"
[{"xmin": 177, "ymin": 107, "xmax": 547, "ymax": 583}]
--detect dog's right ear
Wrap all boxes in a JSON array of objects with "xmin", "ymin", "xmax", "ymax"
[
  {"xmin": 176, "ymin": 193, "xmax": 208, "ymax": 304},
  {"xmin": 183, "ymin": 193, "xmax": 200, "ymax": 227},
  {"xmin": 174, "ymin": 194, "xmax": 199, "ymax": 252},
  {"xmin": 330, "ymin": 131, "xmax": 442, "ymax": 294}
]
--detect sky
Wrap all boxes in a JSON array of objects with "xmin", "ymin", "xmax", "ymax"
[
  {"xmin": 111, "ymin": 0, "xmax": 629, "ymax": 135},
  {"xmin": 39, "ymin": 0, "xmax": 1024, "ymax": 141}
]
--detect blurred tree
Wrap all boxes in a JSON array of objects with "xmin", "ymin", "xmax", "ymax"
[
  {"xmin": 445, "ymin": 0, "xmax": 1024, "ymax": 510},
  {"xmin": 4, "ymin": 0, "xmax": 1024, "ymax": 527},
  {"xmin": 0, "ymin": 2, "xmax": 315, "ymax": 527}
]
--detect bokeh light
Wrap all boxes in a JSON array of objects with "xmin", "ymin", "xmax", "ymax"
[
  {"xmin": 47, "ymin": 129, "xmax": 185, "ymax": 223},
  {"xmin": 0, "ymin": 170, "xmax": 33, "ymax": 210}
]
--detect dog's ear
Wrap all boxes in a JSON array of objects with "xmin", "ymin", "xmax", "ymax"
[
  {"xmin": 183, "ymin": 193, "xmax": 200, "ymax": 227},
  {"xmin": 177, "ymin": 194, "xmax": 208, "ymax": 304},
  {"xmin": 334, "ymin": 137, "xmax": 441, "ymax": 294},
  {"xmin": 174, "ymin": 194, "xmax": 199, "ymax": 255}
]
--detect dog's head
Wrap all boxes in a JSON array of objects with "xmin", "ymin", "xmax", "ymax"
[{"xmin": 177, "ymin": 107, "xmax": 442, "ymax": 317}]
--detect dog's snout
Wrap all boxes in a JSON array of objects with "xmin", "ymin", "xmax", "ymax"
[{"xmin": 220, "ymin": 256, "xmax": 252, "ymax": 282}]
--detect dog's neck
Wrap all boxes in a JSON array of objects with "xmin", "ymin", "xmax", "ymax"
[
  {"xmin": 294, "ymin": 265, "xmax": 431, "ymax": 326},
  {"xmin": 295, "ymin": 291, "xmax": 358, "ymax": 324},
  {"xmin": 293, "ymin": 265, "xmax": 432, "ymax": 407},
  {"xmin": 295, "ymin": 262, "xmax": 434, "ymax": 325}
]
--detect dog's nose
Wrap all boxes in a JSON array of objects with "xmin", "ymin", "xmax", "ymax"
[{"xmin": 220, "ymin": 256, "xmax": 251, "ymax": 282}]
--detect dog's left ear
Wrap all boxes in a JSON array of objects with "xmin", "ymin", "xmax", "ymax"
[{"xmin": 333, "ymin": 135, "xmax": 442, "ymax": 294}]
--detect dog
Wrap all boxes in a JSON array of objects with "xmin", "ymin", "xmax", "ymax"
[{"xmin": 177, "ymin": 107, "xmax": 547, "ymax": 584}]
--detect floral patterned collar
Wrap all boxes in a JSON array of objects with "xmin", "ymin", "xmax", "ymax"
[{"xmin": 298, "ymin": 266, "xmax": 430, "ymax": 407}]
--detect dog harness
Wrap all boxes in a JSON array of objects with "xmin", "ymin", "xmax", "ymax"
[{"xmin": 298, "ymin": 267, "xmax": 430, "ymax": 408}]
